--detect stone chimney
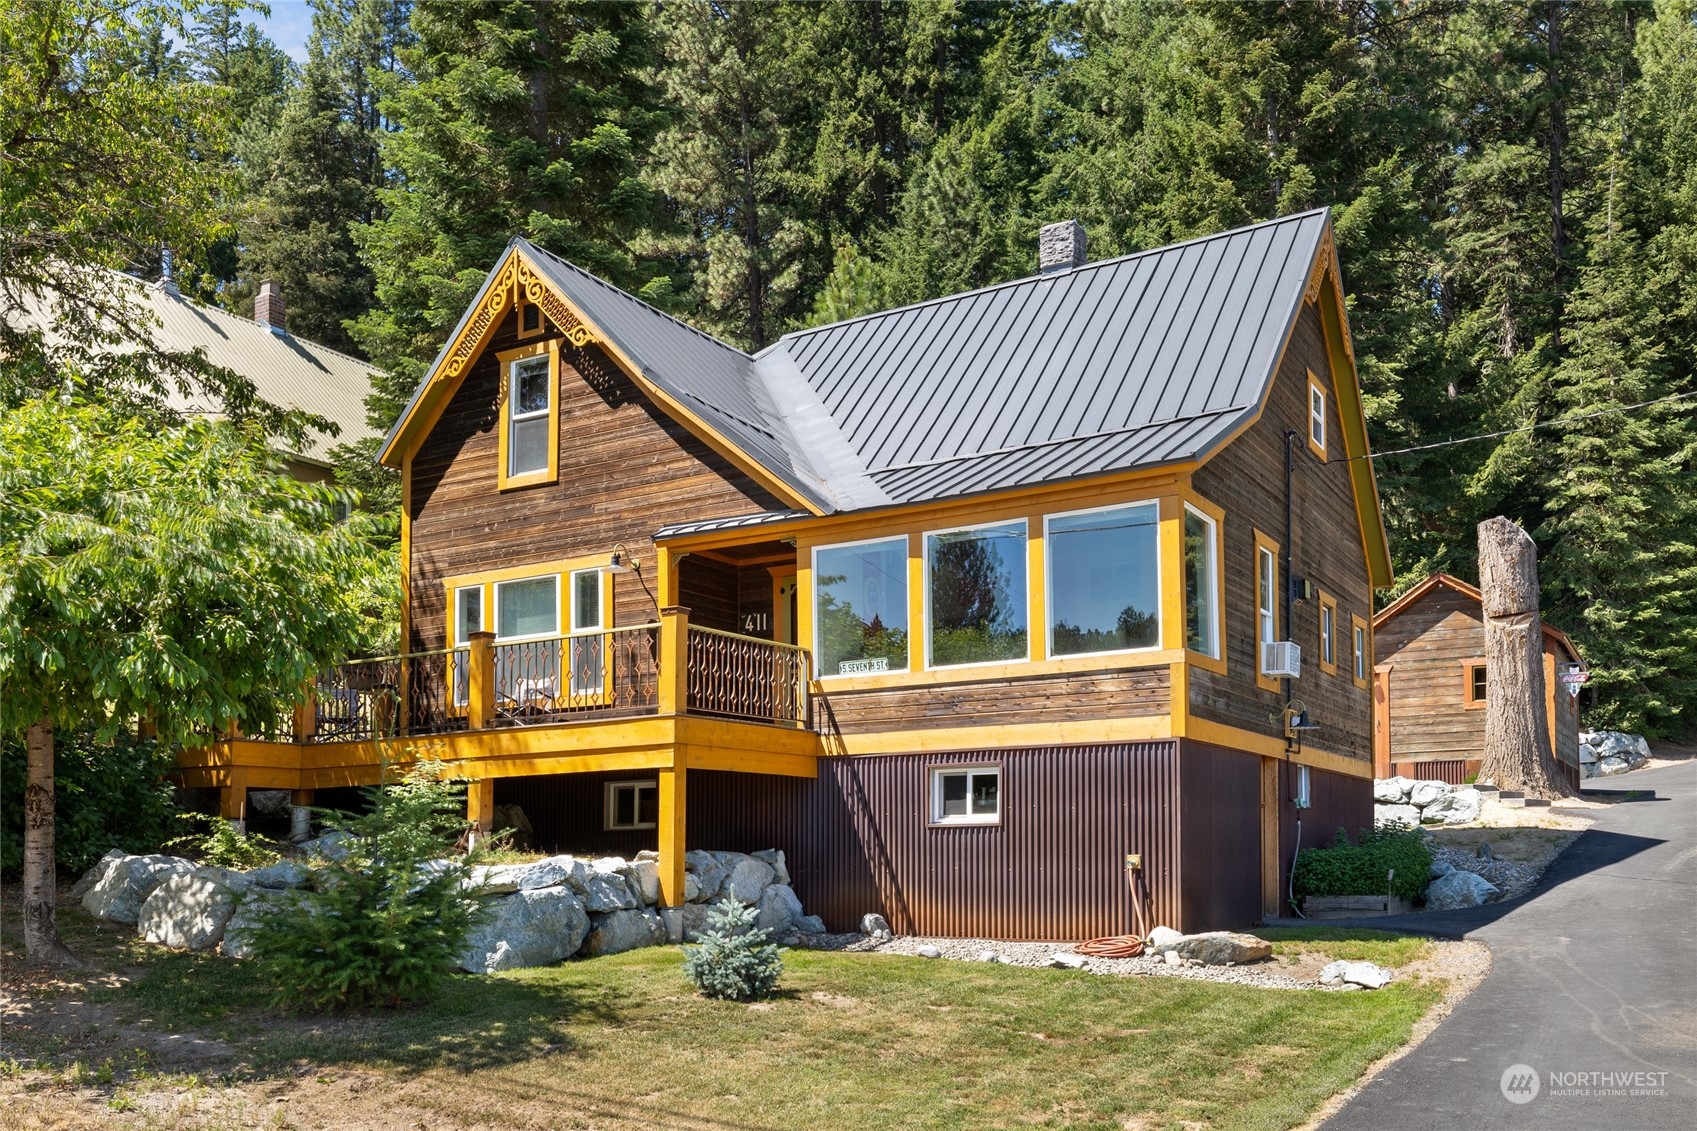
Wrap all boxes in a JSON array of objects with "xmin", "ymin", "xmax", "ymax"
[
  {"xmin": 255, "ymin": 280, "xmax": 287, "ymax": 334},
  {"xmin": 1038, "ymin": 219, "xmax": 1087, "ymax": 273}
]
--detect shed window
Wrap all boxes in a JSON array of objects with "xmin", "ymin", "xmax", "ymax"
[
  {"xmin": 926, "ymin": 522, "xmax": 1028, "ymax": 667},
  {"xmin": 605, "ymin": 781, "xmax": 658, "ymax": 830},
  {"xmin": 1047, "ymin": 503, "xmax": 1160, "ymax": 657},
  {"xmin": 930, "ymin": 765, "xmax": 999, "ymax": 825},
  {"xmin": 1466, "ymin": 661, "xmax": 1488, "ymax": 705},
  {"xmin": 815, "ymin": 537, "xmax": 909, "ymax": 676},
  {"xmin": 1184, "ymin": 506, "xmax": 1219, "ymax": 658},
  {"xmin": 507, "ymin": 356, "xmax": 552, "ymax": 477}
]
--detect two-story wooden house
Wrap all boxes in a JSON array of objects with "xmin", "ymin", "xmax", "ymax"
[{"xmin": 181, "ymin": 209, "xmax": 1393, "ymax": 936}]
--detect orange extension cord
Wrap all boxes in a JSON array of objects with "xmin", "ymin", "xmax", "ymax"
[{"xmin": 1075, "ymin": 935, "xmax": 1146, "ymax": 958}]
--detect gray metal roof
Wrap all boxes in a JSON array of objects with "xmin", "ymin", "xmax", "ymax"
[
  {"xmin": 389, "ymin": 210, "xmax": 1333, "ymax": 520},
  {"xmin": 652, "ymin": 509, "xmax": 813, "ymax": 540}
]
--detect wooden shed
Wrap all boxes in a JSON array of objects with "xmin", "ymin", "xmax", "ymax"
[{"xmin": 1372, "ymin": 573, "xmax": 1583, "ymax": 787}]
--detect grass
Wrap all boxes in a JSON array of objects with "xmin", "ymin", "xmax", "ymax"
[{"xmin": 1257, "ymin": 927, "xmax": 1434, "ymax": 968}]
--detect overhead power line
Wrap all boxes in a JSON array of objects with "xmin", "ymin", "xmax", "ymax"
[{"xmin": 1330, "ymin": 387, "xmax": 1697, "ymax": 464}]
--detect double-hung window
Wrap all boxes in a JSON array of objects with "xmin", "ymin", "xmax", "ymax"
[
  {"xmin": 1318, "ymin": 590, "xmax": 1337, "ymax": 675},
  {"xmin": 1255, "ymin": 533, "xmax": 1280, "ymax": 689},
  {"xmin": 1047, "ymin": 502, "xmax": 1161, "ymax": 656},
  {"xmin": 930, "ymin": 765, "xmax": 999, "ymax": 825},
  {"xmin": 1352, "ymin": 615, "xmax": 1370, "ymax": 688},
  {"xmin": 499, "ymin": 342, "xmax": 558, "ymax": 488},
  {"xmin": 926, "ymin": 522, "xmax": 1028, "ymax": 667},
  {"xmin": 1308, "ymin": 374, "xmax": 1327, "ymax": 457},
  {"xmin": 1183, "ymin": 505, "xmax": 1220, "ymax": 659},
  {"xmin": 814, "ymin": 537, "xmax": 909, "ymax": 677}
]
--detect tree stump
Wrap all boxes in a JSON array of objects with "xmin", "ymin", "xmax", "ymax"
[{"xmin": 1477, "ymin": 517, "xmax": 1573, "ymax": 799}]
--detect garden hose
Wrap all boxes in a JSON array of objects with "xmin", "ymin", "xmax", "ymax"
[{"xmin": 1075, "ymin": 935, "xmax": 1147, "ymax": 958}]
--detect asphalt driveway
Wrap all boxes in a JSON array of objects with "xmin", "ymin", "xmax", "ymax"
[{"xmin": 1322, "ymin": 759, "xmax": 1697, "ymax": 1130}]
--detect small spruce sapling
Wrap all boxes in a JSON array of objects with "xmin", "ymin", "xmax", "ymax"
[{"xmin": 681, "ymin": 898, "xmax": 783, "ymax": 1001}]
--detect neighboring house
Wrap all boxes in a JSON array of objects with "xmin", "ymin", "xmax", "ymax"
[
  {"xmin": 183, "ymin": 208, "xmax": 1394, "ymax": 936},
  {"xmin": 1373, "ymin": 573, "xmax": 1584, "ymax": 789}
]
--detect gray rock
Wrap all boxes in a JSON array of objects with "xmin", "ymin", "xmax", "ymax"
[
  {"xmin": 466, "ymin": 863, "xmax": 524, "ymax": 894},
  {"xmin": 720, "ymin": 855, "xmax": 776, "ymax": 905},
  {"xmin": 756, "ymin": 883, "xmax": 803, "ymax": 933},
  {"xmin": 976, "ymin": 949, "xmax": 999, "ymax": 963},
  {"xmin": 1169, "ymin": 931, "xmax": 1272, "ymax": 965},
  {"xmin": 248, "ymin": 859, "xmax": 312, "ymax": 889},
  {"xmin": 582, "ymin": 870, "xmax": 639, "ymax": 913},
  {"xmin": 626, "ymin": 859, "xmax": 661, "ymax": 905},
  {"xmin": 1583, "ymin": 730, "xmax": 1651, "ymax": 762},
  {"xmin": 221, "ymin": 887, "xmax": 309, "ymax": 959},
  {"xmin": 1597, "ymin": 756, "xmax": 1633, "ymax": 777},
  {"xmin": 1408, "ymin": 780, "xmax": 1451, "ymax": 809},
  {"xmin": 1145, "ymin": 925, "xmax": 1185, "ymax": 951},
  {"xmin": 1048, "ymin": 953, "xmax": 1088, "ymax": 970},
  {"xmin": 794, "ymin": 914, "xmax": 827, "ymax": 935},
  {"xmin": 684, "ymin": 872, "xmax": 701, "ymax": 901},
  {"xmin": 1578, "ymin": 743, "xmax": 1599, "ymax": 765},
  {"xmin": 1430, "ymin": 860, "xmax": 1456, "ymax": 880},
  {"xmin": 580, "ymin": 907, "xmax": 667, "ymax": 957},
  {"xmin": 658, "ymin": 907, "xmax": 685, "ymax": 943},
  {"xmin": 1375, "ymin": 803, "xmax": 1421, "ymax": 827},
  {"xmin": 680, "ymin": 902, "xmax": 714, "ymax": 942},
  {"xmin": 1424, "ymin": 786, "xmax": 1483, "ymax": 825},
  {"xmin": 1373, "ymin": 776, "xmax": 1414, "ymax": 804},
  {"xmin": 750, "ymin": 849, "xmax": 790, "ymax": 887},
  {"xmin": 520, "ymin": 855, "xmax": 591, "ymax": 892},
  {"xmin": 1319, "ymin": 960, "xmax": 1394, "ymax": 989},
  {"xmin": 68, "ymin": 849, "xmax": 128, "ymax": 901},
  {"xmin": 81, "ymin": 855, "xmax": 196, "ymax": 924},
  {"xmin": 300, "ymin": 829, "xmax": 356, "ymax": 862},
  {"xmin": 138, "ymin": 871, "xmax": 243, "ymax": 950},
  {"xmin": 457, "ymin": 888, "xmax": 590, "ymax": 973},
  {"xmin": 915, "ymin": 944, "xmax": 942, "ymax": 958},
  {"xmin": 1424, "ymin": 869, "xmax": 1500, "ymax": 910},
  {"xmin": 247, "ymin": 789, "xmax": 292, "ymax": 818},
  {"xmin": 1163, "ymin": 949, "xmax": 1182, "ymax": 966},
  {"xmin": 860, "ymin": 912, "xmax": 891, "ymax": 936},
  {"xmin": 684, "ymin": 849, "xmax": 728, "ymax": 902},
  {"xmin": 634, "ymin": 849, "xmax": 659, "ymax": 862}
]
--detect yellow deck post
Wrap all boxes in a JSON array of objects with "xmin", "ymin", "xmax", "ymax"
[
  {"xmin": 657, "ymin": 606, "xmax": 691, "ymax": 716},
  {"xmin": 219, "ymin": 765, "xmax": 249, "ymax": 822},
  {"xmin": 293, "ymin": 685, "xmax": 317, "ymax": 742},
  {"xmin": 467, "ymin": 630, "xmax": 496, "ymax": 730},
  {"xmin": 658, "ymin": 766, "xmax": 687, "ymax": 907},
  {"xmin": 467, "ymin": 777, "xmax": 495, "ymax": 834}
]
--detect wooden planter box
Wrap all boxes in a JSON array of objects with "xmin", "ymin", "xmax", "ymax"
[{"xmin": 1302, "ymin": 895, "xmax": 1413, "ymax": 919}]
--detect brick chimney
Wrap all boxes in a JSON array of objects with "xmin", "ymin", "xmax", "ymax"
[
  {"xmin": 1038, "ymin": 219, "xmax": 1087, "ymax": 273},
  {"xmin": 255, "ymin": 280, "xmax": 287, "ymax": 334}
]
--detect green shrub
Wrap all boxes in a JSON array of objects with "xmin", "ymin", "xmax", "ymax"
[
  {"xmin": 1292, "ymin": 823, "xmax": 1432, "ymax": 904},
  {"xmin": 681, "ymin": 898, "xmax": 783, "ymax": 1001},
  {"xmin": 0, "ymin": 732, "xmax": 184, "ymax": 876},
  {"xmin": 165, "ymin": 815, "xmax": 279, "ymax": 870},
  {"xmin": 247, "ymin": 764, "xmax": 484, "ymax": 1010}
]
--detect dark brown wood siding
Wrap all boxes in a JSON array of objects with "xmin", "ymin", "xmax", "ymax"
[
  {"xmin": 1279, "ymin": 760, "xmax": 1373, "ymax": 916},
  {"xmin": 406, "ymin": 308, "xmax": 785, "ymax": 651},
  {"xmin": 1189, "ymin": 300, "xmax": 1374, "ymax": 765},
  {"xmin": 1176, "ymin": 739, "xmax": 1264, "ymax": 930},
  {"xmin": 815, "ymin": 666, "xmax": 1171, "ymax": 737}
]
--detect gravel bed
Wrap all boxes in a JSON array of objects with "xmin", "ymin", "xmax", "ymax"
[
  {"xmin": 1427, "ymin": 842, "xmax": 1545, "ymax": 900},
  {"xmin": 799, "ymin": 932, "xmax": 1343, "ymax": 990}
]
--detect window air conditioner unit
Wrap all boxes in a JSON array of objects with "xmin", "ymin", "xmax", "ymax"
[{"xmin": 1262, "ymin": 641, "xmax": 1301, "ymax": 678}]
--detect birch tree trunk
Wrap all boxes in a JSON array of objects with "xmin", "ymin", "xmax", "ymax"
[{"xmin": 1477, "ymin": 518, "xmax": 1572, "ymax": 798}]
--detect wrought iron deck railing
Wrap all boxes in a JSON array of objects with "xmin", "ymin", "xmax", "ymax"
[{"xmin": 687, "ymin": 625, "xmax": 811, "ymax": 728}]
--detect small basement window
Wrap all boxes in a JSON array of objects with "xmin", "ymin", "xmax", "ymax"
[
  {"xmin": 930, "ymin": 765, "xmax": 999, "ymax": 825},
  {"xmin": 605, "ymin": 780, "xmax": 658, "ymax": 830}
]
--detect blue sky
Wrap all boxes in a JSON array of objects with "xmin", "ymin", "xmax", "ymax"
[{"xmin": 254, "ymin": 1, "xmax": 313, "ymax": 63}]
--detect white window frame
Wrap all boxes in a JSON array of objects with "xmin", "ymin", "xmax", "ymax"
[
  {"xmin": 1321, "ymin": 602, "xmax": 1335, "ymax": 668},
  {"xmin": 1309, "ymin": 382, "xmax": 1327, "ymax": 453},
  {"xmin": 928, "ymin": 764, "xmax": 1001, "ymax": 826},
  {"xmin": 1294, "ymin": 764, "xmax": 1312, "ymax": 810},
  {"xmin": 923, "ymin": 518, "xmax": 1030, "ymax": 670},
  {"xmin": 811, "ymin": 534, "xmax": 911, "ymax": 680},
  {"xmin": 1182, "ymin": 503, "xmax": 1220, "ymax": 660},
  {"xmin": 493, "ymin": 573, "xmax": 562, "ymax": 642},
  {"xmin": 568, "ymin": 568, "xmax": 605, "ymax": 634},
  {"xmin": 1257, "ymin": 544, "xmax": 1278, "ymax": 673},
  {"xmin": 1354, "ymin": 623, "xmax": 1368, "ymax": 682},
  {"xmin": 604, "ymin": 780, "xmax": 658, "ymax": 831},
  {"xmin": 1043, "ymin": 500, "xmax": 1164, "ymax": 660},
  {"xmin": 507, "ymin": 355, "xmax": 552, "ymax": 478}
]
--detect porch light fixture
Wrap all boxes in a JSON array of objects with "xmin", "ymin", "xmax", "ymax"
[{"xmin": 608, "ymin": 543, "xmax": 638, "ymax": 575}]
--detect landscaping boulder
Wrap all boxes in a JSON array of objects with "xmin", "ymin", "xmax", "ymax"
[
  {"xmin": 680, "ymin": 902, "xmax": 714, "ymax": 942},
  {"xmin": 1374, "ymin": 804, "xmax": 1421, "ymax": 828},
  {"xmin": 720, "ymin": 855, "xmax": 776, "ymax": 905},
  {"xmin": 916, "ymin": 945, "xmax": 942, "ymax": 958},
  {"xmin": 756, "ymin": 883, "xmax": 803, "ymax": 933},
  {"xmin": 1583, "ymin": 730, "xmax": 1651, "ymax": 762},
  {"xmin": 248, "ymin": 789, "xmax": 292, "ymax": 818},
  {"xmin": 1373, "ymin": 776, "xmax": 1414, "ymax": 804},
  {"xmin": 519, "ymin": 854, "xmax": 591, "ymax": 893},
  {"xmin": 626, "ymin": 859, "xmax": 661, "ymax": 905},
  {"xmin": 1430, "ymin": 860, "xmax": 1456, "ymax": 880},
  {"xmin": 1320, "ymin": 960, "xmax": 1394, "ymax": 989},
  {"xmin": 580, "ymin": 907, "xmax": 666, "ymax": 957},
  {"xmin": 1168, "ymin": 932, "xmax": 1272, "ymax": 965},
  {"xmin": 1424, "ymin": 869, "xmax": 1500, "ymax": 910},
  {"xmin": 1578, "ymin": 743, "xmax": 1599, "ymax": 765},
  {"xmin": 751, "ymin": 848, "xmax": 790, "ymax": 886},
  {"xmin": 1048, "ymin": 953, "xmax": 1088, "ymax": 970},
  {"xmin": 221, "ymin": 887, "xmax": 309, "ymax": 959},
  {"xmin": 467, "ymin": 863, "xmax": 525, "ymax": 894},
  {"xmin": 247, "ymin": 859, "xmax": 312, "ymax": 889},
  {"xmin": 68, "ymin": 849, "xmax": 128, "ymax": 901},
  {"xmin": 82, "ymin": 854, "xmax": 196, "ymax": 924},
  {"xmin": 1423, "ymin": 786, "xmax": 1482, "ymax": 826},
  {"xmin": 1407, "ymin": 780, "xmax": 1451, "ymax": 809},
  {"xmin": 1596, "ymin": 756, "xmax": 1633, "ymax": 777},
  {"xmin": 299, "ymin": 829, "xmax": 356, "ymax": 861},
  {"xmin": 861, "ymin": 912, "xmax": 891, "ymax": 938},
  {"xmin": 794, "ymin": 914, "xmax": 827, "ymax": 935},
  {"xmin": 457, "ymin": 887, "xmax": 591, "ymax": 973},
  {"xmin": 685, "ymin": 850, "xmax": 729, "ymax": 902},
  {"xmin": 582, "ymin": 870, "xmax": 639, "ymax": 913},
  {"xmin": 138, "ymin": 869, "xmax": 245, "ymax": 950},
  {"xmin": 1145, "ymin": 925, "xmax": 1185, "ymax": 951}
]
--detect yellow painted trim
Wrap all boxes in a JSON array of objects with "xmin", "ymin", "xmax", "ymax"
[
  {"xmin": 400, "ymin": 452, "xmax": 413, "ymax": 654},
  {"xmin": 1186, "ymin": 717, "xmax": 1373, "ymax": 780},
  {"xmin": 1252, "ymin": 529, "xmax": 1282, "ymax": 693},
  {"xmin": 1027, "ymin": 514, "xmax": 1048, "ymax": 662},
  {"xmin": 905, "ymin": 531, "xmax": 925, "ymax": 674},
  {"xmin": 813, "ymin": 650, "xmax": 1185, "ymax": 693},
  {"xmin": 1317, "ymin": 588, "xmax": 1338, "ymax": 675},
  {"xmin": 822, "ymin": 715, "xmax": 1172, "ymax": 756},
  {"xmin": 443, "ymin": 553, "xmax": 612, "ymax": 595},
  {"xmin": 658, "ymin": 766, "xmax": 686, "ymax": 906},
  {"xmin": 1306, "ymin": 370, "xmax": 1328, "ymax": 461},
  {"xmin": 1169, "ymin": 661, "xmax": 1189, "ymax": 738},
  {"xmin": 1350, "ymin": 613, "xmax": 1370, "ymax": 689},
  {"xmin": 1180, "ymin": 488, "xmax": 1228, "ymax": 675},
  {"xmin": 1316, "ymin": 268, "xmax": 1394, "ymax": 588},
  {"xmin": 682, "ymin": 746, "xmax": 818, "ymax": 777},
  {"xmin": 1158, "ymin": 495, "xmax": 1185, "ymax": 652},
  {"xmin": 1462, "ymin": 656, "xmax": 1488, "ymax": 710},
  {"xmin": 496, "ymin": 338, "xmax": 560, "ymax": 491}
]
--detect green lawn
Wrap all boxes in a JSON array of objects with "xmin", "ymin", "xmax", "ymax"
[
  {"xmin": 1257, "ymin": 926, "xmax": 1434, "ymax": 968},
  {"xmin": 54, "ymin": 938, "xmax": 1444, "ymax": 1131}
]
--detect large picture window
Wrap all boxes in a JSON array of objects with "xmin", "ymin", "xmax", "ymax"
[
  {"xmin": 926, "ymin": 522, "xmax": 1028, "ymax": 667},
  {"xmin": 1184, "ymin": 505, "xmax": 1219, "ymax": 658},
  {"xmin": 1047, "ymin": 503, "xmax": 1160, "ymax": 657},
  {"xmin": 814, "ymin": 537, "xmax": 909, "ymax": 677}
]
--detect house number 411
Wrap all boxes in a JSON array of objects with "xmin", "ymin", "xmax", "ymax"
[{"xmin": 743, "ymin": 612, "xmax": 770, "ymax": 633}]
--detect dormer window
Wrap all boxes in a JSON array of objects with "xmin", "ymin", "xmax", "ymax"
[{"xmin": 497, "ymin": 341, "xmax": 559, "ymax": 489}]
